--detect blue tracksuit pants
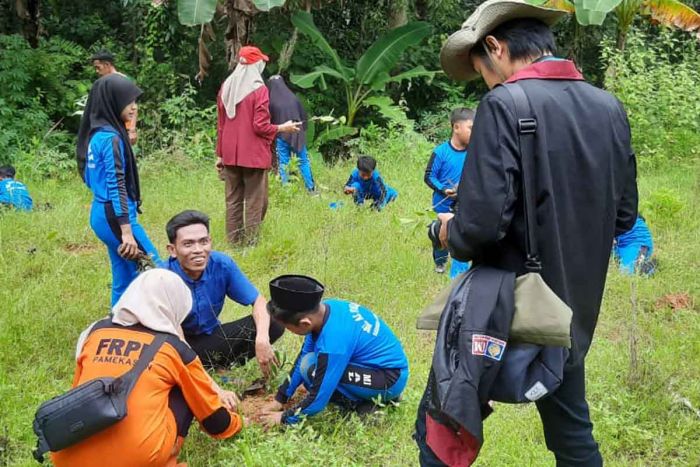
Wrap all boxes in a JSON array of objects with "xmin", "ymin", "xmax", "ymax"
[
  {"xmin": 350, "ymin": 183, "xmax": 398, "ymax": 210},
  {"xmin": 300, "ymin": 352, "xmax": 407, "ymax": 403},
  {"xmin": 90, "ymin": 201, "xmax": 160, "ymax": 305},
  {"xmin": 276, "ymin": 137, "xmax": 315, "ymax": 191}
]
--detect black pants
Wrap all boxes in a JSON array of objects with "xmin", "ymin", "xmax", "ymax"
[
  {"xmin": 185, "ymin": 315, "xmax": 285, "ymax": 369},
  {"xmin": 415, "ymin": 362, "xmax": 603, "ymax": 466}
]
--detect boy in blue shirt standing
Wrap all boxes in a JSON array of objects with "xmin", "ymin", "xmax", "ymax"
[
  {"xmin": 344, "ymin": 155, "xmax": 397, "ymax": 210},
  {"xmin": 424, "ymin": 108, "xmax": 474, "ymax": 277},
  {"xmin": 0, "ymin": 165, "xmax": 33, "ymax": 211},
  {"xmin": 260, "ymin": 275, "xmax": 409, "ymax": 426}
]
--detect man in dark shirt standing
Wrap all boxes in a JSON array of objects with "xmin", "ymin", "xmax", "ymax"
[{"xmin": 417, "ymin": 0, "xmax": 638, "ymax": 465}]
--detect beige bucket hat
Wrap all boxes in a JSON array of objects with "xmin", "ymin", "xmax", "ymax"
[{"xmin": 440, "ymin": 0, "xmax": 569, "ymax": 81}]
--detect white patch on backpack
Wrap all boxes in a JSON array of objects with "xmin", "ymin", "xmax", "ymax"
[{"xmin": 525, "ymin": 381, "xmax": 548, "ymax": 401}]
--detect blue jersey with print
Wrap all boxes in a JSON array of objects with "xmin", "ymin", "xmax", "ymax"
[
  {"xmin": 85, "ymin": 128, "xmax": 133, "ymax": 222},
  {"xmin": 424, "ymin": 141, "xmax": 467, "ymax": 214},
  {"xmin": 278, "ymin": 298, "xmax": 408, "ymax": 424},
  {"xmin": 159, "ymin": 251, "xmax": 259, "ymax": 336},
  {"xmin": 0, "ymin": 178, "xmax": 33, "ymax": 211}
]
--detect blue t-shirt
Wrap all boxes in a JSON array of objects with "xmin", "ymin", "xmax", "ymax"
[
  {"xmin": 0, "ymin": 178, "xmax": 33, "ymax": 211},
  {"xmin": 424, "ymin": 141, "xmax": 467, "ymax": 214},
  {"xmin": 159, "ymin": 251, "xmax": 259, "ymax": 336},
  {"xmin": 277, "ymin": 298, "xmax": 408, "ymax": 424}
]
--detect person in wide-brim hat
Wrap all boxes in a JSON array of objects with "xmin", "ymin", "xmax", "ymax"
[
  {"xmin": 440, "ymin": 0, "xmax": 567, "ymax": 81},
  {"xmin": 420, "ymin": 0, "xmax": 639, "ymax": 466}
]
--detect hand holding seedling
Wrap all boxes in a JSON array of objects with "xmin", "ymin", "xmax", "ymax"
[
  {"xmin": 344, "ymin": 186, "xmax": 356, "ymax": 195},
  {"xmin": 260, "ymin": 410, "xmax": 283, "ymax": 428},
  {"xmin": 262, "ymin": 400, "xmax": 283, "ymax": 413},
  {"xmin": 255, "ymin": 338, "xmax": 277, "ymax": 377},
  {"xmin": 118, "ymin": 224, "xmax": 140, "ymax": 260},
  {"xmin": 218, "ymin": 389, "xmax": 240, "ymax": 412},
  {"xmin": 444, "ymin": 188, "xmax": 457, "ymax": 198}
]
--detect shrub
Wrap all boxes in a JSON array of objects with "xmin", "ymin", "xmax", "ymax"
[
  {"xmin": 0, "ymin": 35, "xmax": 89, "ymax": 167},
  {"xmin": 603, "ymin": 29, "xmax": 700, "ymax": 167}
]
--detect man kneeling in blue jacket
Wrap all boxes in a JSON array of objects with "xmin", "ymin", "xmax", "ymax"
[{"xmin": 260, "ymin": 275, "xmax": 409, "ymax": 426}]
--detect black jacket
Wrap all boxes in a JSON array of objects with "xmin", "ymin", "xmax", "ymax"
[
  {"xmin": 448, "ymin": 60, "xmax": 638, "ymax": 364},
  {"xmin": 426, "ymin": 266, "xmax": 515, "ymax": 466}
]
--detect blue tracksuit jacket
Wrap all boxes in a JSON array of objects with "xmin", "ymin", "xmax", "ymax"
[
  {"xmin": 85, "ymin": 127, "xmax": 134, "ymax": 223},
  {"xmin": 276, "ymin": 299, "xmax": 409, "ymax": 424},
  {"xmin": 424, "ymin": 141, "xmax": 467, "ymax": 214}
]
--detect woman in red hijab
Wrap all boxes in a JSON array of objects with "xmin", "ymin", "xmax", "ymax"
[{"xmin": 215, "ymin": 46, "xmax": 300, "ymax": 245}]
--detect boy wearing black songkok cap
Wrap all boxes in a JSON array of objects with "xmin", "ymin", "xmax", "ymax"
[{"xmin": 260, "ymin": 275, "xmax": 409, "ymax": 426}]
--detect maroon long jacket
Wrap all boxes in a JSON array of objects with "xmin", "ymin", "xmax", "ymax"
[{"xmin": 216, "ymin": 86, "xmax": 278, "ymax": 169}]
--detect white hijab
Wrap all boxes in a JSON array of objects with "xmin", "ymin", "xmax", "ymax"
[
  {"xmin": 220, "ymin": 59, "xmax": 266, "ymax": 119},
  {"xmin": 75, "ymin": 269, "xmax": 193, "ymax": 359}
]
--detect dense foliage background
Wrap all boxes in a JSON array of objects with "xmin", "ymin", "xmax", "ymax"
[{"xmin": 1, "ymin": 0, "xmax": 698, "ymax": 173}]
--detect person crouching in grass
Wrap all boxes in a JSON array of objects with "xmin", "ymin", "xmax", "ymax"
[
  {"xmin": 343, "ymin": 155, "xmax": 398, "ymax": 210},
  {"xmin": 260, "ymin": 275, "xmax": 409, "ymax": 426}
]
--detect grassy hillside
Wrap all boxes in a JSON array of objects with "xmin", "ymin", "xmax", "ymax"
[{"xmin": 1, "ymin": 128, "xmax": 698, "ymax": 466}]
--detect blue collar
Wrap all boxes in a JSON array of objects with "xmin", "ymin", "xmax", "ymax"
[{"xmin": 168, "ymin": 256, "xmax": 210, "ymax": 284}]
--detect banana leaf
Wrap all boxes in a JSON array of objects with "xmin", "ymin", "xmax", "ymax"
[
  {"xmin": 527, "ymin": 0, "xmax": 576, "ymax": 12},
  {"xmin": 314, "ymin": 125, "xmax": 358, "ymax": 147},
  {"xmin": 177, "ymin": 0, "xmax": 217, "ymax": 26},
  {"xmin": 290, "ymin": 68, "xmax": 330, "ymax": 90},
  {"xmin": 642, "ymin": 0, "xmax": 700, "ymax": 36},
  {"xmin": 573, "ymin": 0, "xmax": 624, "ymax": 24},
  {"xmin": 364, "ymin": 96, "xmax": 409, "ymax": 124},
  {"xmin": 252, "ymin": 0, "xmax": 286, "ymax": 11},
  {"xmin": 355, "ymin": 22, "xmax": 432, "ymax": 86},
  {"xmin": 291, "ymin": 12, "xmax": 349, "ymax": 77}
]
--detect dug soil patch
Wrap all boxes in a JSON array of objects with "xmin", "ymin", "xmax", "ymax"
[
  {"xmin": 63, "ymin": 242, "xmax": 99, "ymax": 255},
  {"xmin": 240, "ymin": 387, "xmax": 307, "ymax": 424},
  {"xmin": 655, "ymin": 292, "xmax": 694, "ymax": 311}
]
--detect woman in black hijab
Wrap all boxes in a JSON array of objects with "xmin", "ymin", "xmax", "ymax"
[
  {"xmin": 76, "ymin": 74, "xmax": 160, "ymax": 305},
  {"xmin": 267, "ymin": 75, "xmax": 315, "ymax": 191}
]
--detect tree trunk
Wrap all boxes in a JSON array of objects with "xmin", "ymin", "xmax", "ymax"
[
  {"xmin": 15, "ymin": 0, "xmax": 41, "ymax": 47},
  {"xmin": 224, "ymin": 0, "xmax": 259, "ymax": 70},
  {"xmin": 388, "ymin": 0, "xmax": 408, "ymax": 29},
  {"xmin": 616, "ymin": 28, "xmax": 628, "ymax": 51},
  {"xmin": 415, "ymin": 0, "xmax": 429, "ymax": 20}
]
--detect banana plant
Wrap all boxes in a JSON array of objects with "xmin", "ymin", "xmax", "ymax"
[
  {"xmin": 529, "ymin": 0, "xmax": 700, "ymax": 49},
  {"xmin": 290, "ymin": 11, "xmax": 435, "ymax": 126},
  {"xmin": 177, "ymin": 0, "xmax": 285, "ymax": 25}
]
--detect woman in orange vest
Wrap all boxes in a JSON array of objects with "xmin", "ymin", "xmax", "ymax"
[{"xmin": 51, "ymin": 269, "xmax": 243, "ymax": 467}]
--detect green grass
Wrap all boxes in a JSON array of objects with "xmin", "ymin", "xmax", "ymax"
[{"xmin": 1, "ymin": 129, "xmax": 699, "ymax": 466}]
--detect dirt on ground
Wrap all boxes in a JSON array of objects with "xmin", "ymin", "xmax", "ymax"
[
  {"xmin": 655, "ymin": 292, "xmax": 694, "ymax": 311},
  {"xmin": 63, "ymin": 242, "xmax": 99, "ymax": 254},
  {"xmin": 240, "ymin": 387, "xmax": 307, "ymax": 424}
]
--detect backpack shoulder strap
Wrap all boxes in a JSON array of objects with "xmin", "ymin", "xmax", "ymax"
[
  {"xmin": 501, "ymin": 82, "xmax": 541, "ymax": 273},
  {"xmin": 114, "ymin": 333, "xmax": 168, "ymax": 395}
]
